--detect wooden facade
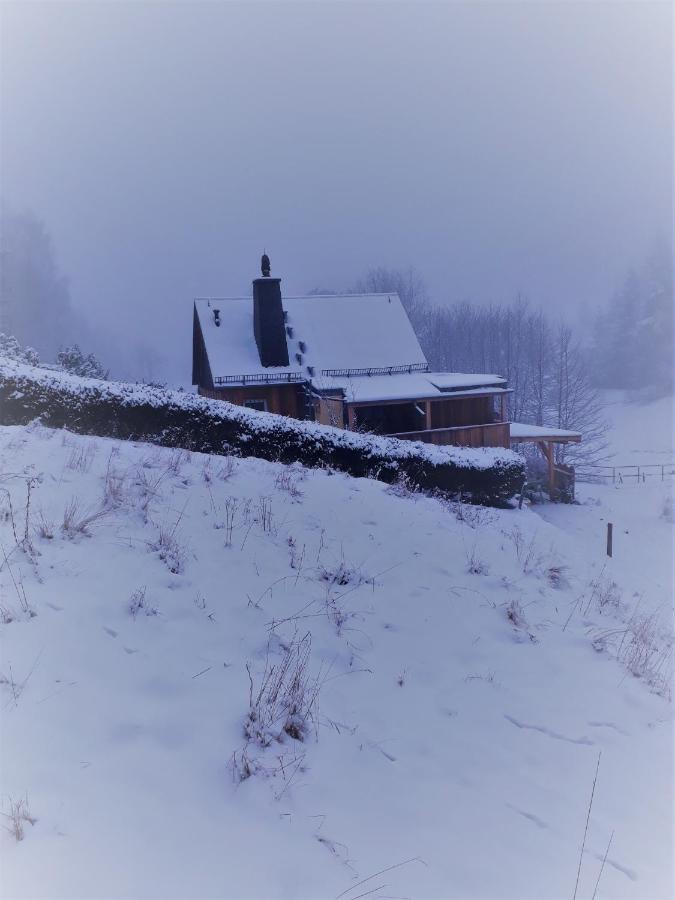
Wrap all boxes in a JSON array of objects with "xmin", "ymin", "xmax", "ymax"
[
  {"xmin": 197, "ymin": 384, "xmax": 510, "ymax": 449},
  {"xmin": 341, "ymin": 393, "xmax": 510, "ymax": 448},
  {"xmin": 198, "ymin": 384, "xmax": 306, "ymax": 419},
  {"xmin": 391, "ymin": 422, "xmax": 510, "ymax": 448},
  {"xmin": 430, "ymin": 396, "xmax": 495, "ymax": 429},
  {"xmin": 314, "ymin": 396, "xmax": 345, "ymax": 428}
]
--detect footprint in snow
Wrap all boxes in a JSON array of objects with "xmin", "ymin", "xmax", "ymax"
[
  {"xmin": 506, "ymin": 803, "xmax": 548, "ymax": 830},
  {"xmin": 588, "ymin": 720, "xmax": 629, "ymax": 735},
  {"xmin": 46, "ymin": 602, "xmax": 63, "ymax": 611},
  {"xmin": 591, "ymin": 851, "xmax": 637, "ymax": 882},
  {"xmin": 123, "ymin": 647, "xmax": 138, "ymax": 655},
  {"xmin": 504, "ymin": 714, "xmax": 594, "ymax": 745},
  {"xmin": 103, "ymin": 626, "xmax": 118, "ymax": 639}
]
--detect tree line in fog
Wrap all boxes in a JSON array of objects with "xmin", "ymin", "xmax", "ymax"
[{"xmin": 355, "ymin": 246, "xmax": 671, "ymax": 465}]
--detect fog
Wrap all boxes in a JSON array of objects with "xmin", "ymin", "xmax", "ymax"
[{"xmin": 1, "ymin": 1, "xmax": 672, "ymax": 383}]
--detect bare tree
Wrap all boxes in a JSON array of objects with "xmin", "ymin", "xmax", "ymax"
[
  {"xmin": 548, "ymin": 324, "xmax": 609, "ymax": 464},
  {"xmin": 350, "ymin": 264, "xmax": 610, "ymax": 464}
]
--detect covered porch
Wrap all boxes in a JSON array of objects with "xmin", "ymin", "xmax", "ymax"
[
  {"xmin": 510, "ymin": 422, "xmax": 582, "ymax": 500},
  {"xmin": 346, "ymin": 387, "xmax": 512, "ymax": 449}
]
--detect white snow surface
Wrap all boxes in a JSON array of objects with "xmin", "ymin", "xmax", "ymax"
[
  {"xmin": 601, "ymin": 391, "xmax": 674, "ymax": 463},
  {"xmin": 0, "ymin": 407, "xmax": 672, "ymax": 899}
]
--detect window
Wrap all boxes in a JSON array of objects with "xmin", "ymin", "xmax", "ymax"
[{"xmin": 244, "ymin": 399, "xmax": 267, "ymax": 412}]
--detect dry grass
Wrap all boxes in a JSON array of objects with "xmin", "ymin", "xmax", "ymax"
[
  {"xmin": 593, "ymin": 606, "xmax": 672, "ymax": 699},
  {"xmin": 244, "ymin": 631, "xmax": 322, "ymax": 748},
  {"xmin": 66, "ymin": 443, "xmax": 97, "ymax": 473},
  {"xmin": 256, "ymin": 496, "xmax": 275, "ymax": 534},
  {"xmin": 128, "ymin": 586, "xmax": 158, "ymax": 618},
  {"xmin": 448, "ymin": 499, "xmax": 495, "ymax": 528},
  {"xmin": 150, "ymin": 525, "xmax": 187, "ymax": 574},
  {"xmin": 386, "ymin": 473, "xmax": 417, "ymax": 499},
  {"xmin": 506, "ymin": 526, "xmax": 541, "ymax": 574},
  {"xmin": 465, "ymin": 543, "xmax": 488, "ymax": 575},
  {"xmin": 274, "ymin": 469, "xmax": 304, "ymax": 501},
  {"xmin": 318, "ymin": 559, "xmax": 367, "ymax": 588},
  {"xmin": 3, "ymin": 795, "xmax": 36, "ymax": 842},
  {"xmin": 1, "ymin": 545, "xmax": 35, "ymax": 618},
  {"xmin": 35, "ymin": 511, "xmax": 55, "ymax": 540},
  {"xmin": 61, "ymin": 497, "xmax": 109, "ymax": 537}
]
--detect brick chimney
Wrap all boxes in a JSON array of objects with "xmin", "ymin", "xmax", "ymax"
[{"xmin": 253, "ymin": 254, "xmax": 289, "ymax": 367}]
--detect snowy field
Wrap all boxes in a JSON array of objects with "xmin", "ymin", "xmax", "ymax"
[{"xmin": 0, "ymin": 394, "xmax": 673, "ymax": 900}]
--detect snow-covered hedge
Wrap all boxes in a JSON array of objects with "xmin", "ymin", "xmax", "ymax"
[{"xmin": 0, "ymin": 359, "xmax": 525, "ymax": 505}]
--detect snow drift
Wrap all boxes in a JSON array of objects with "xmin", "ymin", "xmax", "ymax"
[{"xmin": 0, "ymin": 420, "xmax": 672, "ymax": 899}]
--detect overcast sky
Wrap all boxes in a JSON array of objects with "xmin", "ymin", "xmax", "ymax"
[{"xmin": 1, "ymin": 1, "xmax": 672, "ymax": 382}]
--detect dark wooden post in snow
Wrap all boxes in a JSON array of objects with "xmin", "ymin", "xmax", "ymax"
[{"xmin": 606, "ymin": 522, "xmax": 613, "ymax": 558}]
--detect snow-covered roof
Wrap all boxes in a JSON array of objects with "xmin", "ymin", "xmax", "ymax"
[
  {"xmin": 283, "ymin": 293, "xmax": 428, "ymax": 374},
  {"xmin": 427, "ymin": 373, "xmax": 505, "ymax": 391},
  {"xmin": 314, "ymin": 373, "xmax": 509, "ymax": 403},
  {"xmin": 194, "ymin": 293, "xmax": 427, "ymax": 383},
  {"xmin": 195, "ymin": 292, "xmax": 506, "ymax": 399},
  {"xmin": 510, "ymin": 422, "xmax": 582, "ymax": 442},
  {"xmin": 195, "ymin": 297, "xmax": 295, "ymax": 383}
]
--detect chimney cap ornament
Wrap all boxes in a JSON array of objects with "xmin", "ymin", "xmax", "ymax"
[{"xmin": 261, "ymin": 252, "xmax": 271, "ymax": 277}]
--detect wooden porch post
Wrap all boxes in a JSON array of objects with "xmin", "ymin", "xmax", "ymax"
[
  {"xmin": 425, "ymin": 400, "xmax": 432, "ymax": 431},
  {"xmin": 547, "ymin": 442, "xmax": 554, "ymax": 495},
  {"xmin": 537, "ymin": 440, "xmax": 555, "ymax": 497},
  {"xmin": 499, "ymin": 393, "xmax": 506, "ymax": 423}
]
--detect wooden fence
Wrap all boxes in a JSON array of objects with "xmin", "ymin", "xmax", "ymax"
[{"xmin": 575, "ymin": 463, "xmax": 675, "ymax": 484}]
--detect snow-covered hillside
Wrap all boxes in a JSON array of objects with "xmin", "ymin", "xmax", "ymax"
[
  {"xmin": 0, "ymin": 414, "xmax": 672, "ymax": 899},
  {"xmin": 602, "ymin": 391, "xmax": 673, "ymax": 464}
]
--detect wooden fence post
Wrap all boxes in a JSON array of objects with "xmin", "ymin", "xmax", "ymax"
[{"xmin": 606, "ymin": 522, "xmax": 613, "ymax": 558}]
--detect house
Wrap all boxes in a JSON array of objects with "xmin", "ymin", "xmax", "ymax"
[{"xmin": 192, "ymin": 255, "xmax": 581, "ymax": 494}]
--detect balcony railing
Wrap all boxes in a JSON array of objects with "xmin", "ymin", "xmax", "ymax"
[
  {"xmin": 321, "ymin": 363, "xmax": 429, "ymax": 378},
  {"xmin": 213, "ymin": 372, "xmax": 305, "ymax": 386}
]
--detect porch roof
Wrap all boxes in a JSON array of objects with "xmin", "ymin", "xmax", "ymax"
[
  {"xmin": 510, "ymin": 422, "xmax": 582, "ymax": 443},
  {"xmin": 313, "ymin": 371, "xmax": 508, "ymax": 404}
]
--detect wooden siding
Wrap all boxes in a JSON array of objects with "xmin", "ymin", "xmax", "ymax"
[
  {"xmin": 390, "ymin": 422, "xmax": 511, "ymax": 449},
  {"xmin": 430, "ymin": 396, "xmax": 494, "ymax": 429},
  {"xmin": 315, "ymin": 396, "xmax": 345, "ymax": 428},
  {"xmin": 198, "ymin": 384, "xmax": 306, "ymax": 419}
]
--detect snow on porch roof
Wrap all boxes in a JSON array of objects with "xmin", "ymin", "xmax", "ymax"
[
  {"xmin": 510, "ymin": 422, "xmax": 582, "ymax": 443},
  {"xmin": 194, "ymin": 292, "xmax": 428, "ymax": 382},
  {"xmin": 312, "ymin": 372, "xmax": 510, "ymax": 403}
]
